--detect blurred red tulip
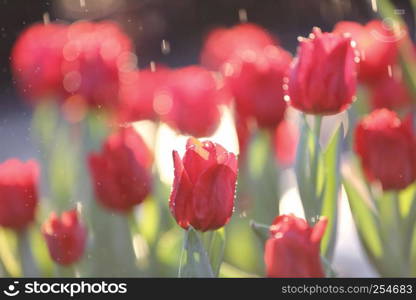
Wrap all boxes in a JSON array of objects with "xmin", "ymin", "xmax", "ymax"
[
  {"xmin": 11, "ymin": 23, "xmax": 68, "ymax": 102},
  {"xmin": 274, "ymin": 119, "xmax": 299, "ymax": 166},
  {"xmin": 118, "ymin": 67, "xmax": 171, "ymax": 123},
  {"xmin": 161, "ymin": 66, "xmax": 222, "ymax": 137},
  {"xmin": 334, "ymin": 20, "xmax": 400, "ymax": 85},
  {"xmin": 355, "ymin": 109, "xmax": 416, "ymax": 190},
  {"xmin": 0, "ymin": 159, "xmax": 39, "ymax": 230},
  {"xmin": 42, "ymin": 209, "xmax": 87, "ymax": 266},
  {"xmin": 89, "ymin": 127, "xmax": 152, "ymax": 213},
  {"xmin": 201, "ymin": 23, "xmax": 277, "ymax": 70},
  {"xmin": 265, "ymin": 214, "xmax": 327, "ymax": 278},
  {"xmin": 224, "ymin": 45, "xmax": 292, "ymax": 128},
  {"xmin": 62, "ymin": 21, "xmax": 133, "ymax": 110},
  {"xmin": 369, "ymin": 70, "xmax": 413, "ymax": 111},
  {"xmin": 288, "ymin": 27, "xmax": 357, "ymax": 115},
  {"xmin": 170, "ymin": 138, "xmax": 238, "ymax": 231}
]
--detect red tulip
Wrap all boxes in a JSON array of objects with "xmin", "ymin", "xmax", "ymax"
[
  {"xmin": 224, "ymin": 45, "xmax": 292, "ymax": 128},
  {"xmin": 334, "ymin": 20, "xmax": 400, "ymax": 84},
  {"xmin": 89, "ymin": 127, "xmax": 152, "ymax": 213},
  {"xmin": 274, "ymin": 119, "xmax": 299, "ymax": 166},
  {"xmin": 11, "ymin": 23, "xmax": 68, "ymax": 102},
  {"xmin": 170, "ymin": 138, "xmax": 238, "ymax": 231},
  {"xmin": 288, "ymin": 27, "xmax": 357, "ymax": 115},
  {"xmin": 265, "ymin": 214, "xmax": 327, "ymax": 278},
  {"xmin": 0, "ymin": 159, "xmax": 39, "ymax": 230},
  {"xmin": 118, "ymin": 67, "xmax": 171, "ymax": 123},
  {"xmin": 61, "ymin": 21, "xmax": 133, "ymax": 110},
  {"xmin": 42, "ymin": 209, "xmax": 87, "ymax": 265},
  {"xmin": 161, "ymin": 66, "xmax": 222, "ymax": 137},
  {"xmin": 369, "ymin": 71, "xmax": 413, "ymax": 111},
  {"xmin": 201, "ymin": 23, "xmax": 277, "ymax": 71},
  {"xmin": 355, "ymin": 109, "xmax": 416, "ymax": 190}
]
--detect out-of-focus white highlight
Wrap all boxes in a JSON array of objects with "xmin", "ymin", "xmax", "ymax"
[{"xmin": 154, "ymin": 106, "xmax": 239, "ymax": 185}]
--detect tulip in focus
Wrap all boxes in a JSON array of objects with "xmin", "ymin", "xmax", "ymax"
[
  {"xmin": 42, "ymin": 209, "xmax": 87, "ymax": 266},
  {"xmin": 89, "ymin": 127, "xmax": 152, "ymax": 213},
  {"xmin": 200, "ymin": 23, "xmax": 277, "ymax": 71},
  {"xmin": 288, "ymin": 27, "xmax": 357, "ymax": 115},
  {"xmin": 264, "ymin": 214, "xmax": 327, "ymax": 278},
  {"xmin": 170, "ymin": 138, "xmax": 238, "ymax": 231},
  {"xmin": 334, "ymin": 20, "xmax": 400, "ymax": 84},
  {"xmin": 224, "ymin": 45, "xmax": 292, "ymax": 128},
  {"xmin": 161, "ymin": 66, "xmax": 222, "ymax": 138},
  {"xmin": 11, "ymin": 23, "xmax": 68, "ymax": 102},
  {"xmin": 0, "ymin": 159, "xmax": 39, "ymax": 230},
  {"xmin": 355, "ymin": 109, "xmax": 416, "ymax": 190}
]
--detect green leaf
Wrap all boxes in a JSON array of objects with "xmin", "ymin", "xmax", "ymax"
[
  {"xmin": 31, "ymin": 100, "xmax": 59, "ymax": 149},
  {"xmin": 409, "ymin": 224, "xmax": 416, "ymax": 276},
  {"xmin": 0, "ymin": 228, "xmax": 20, "ymax": 277},
  {"xmin": 295, "ymin": 121, "xmax": 314, "ymax": 219},
  {"xmin": 206, "ymin": 229, "xmax": 225, "ymax": 277},
  {"xmin": 343, "ymin": 178, "xmax": 383, "ymax": 265},
  {"xmin": 87, "ymin": 202, "xmax": 138, "ymax": 277},
  {"xmin": 178, "ymin": 228, "xmax": 214, "ymax": 278},
  {"xmin": 248, "ymin": 131, "xmax": 280, "ymax": 224},
  {"xmin": 17, "ymin": 231, "xmax": 39, "ymax": 277},
  {"xmin": 249, "ymin": 220, "xmax": 269, "ymax": 244},
  {"xmin": 399, "ymin": 184, "xmax": 416, "ymax": 248},
  {"xmin": 248, "ymin": 131, "xmax": 269, "ymax": 178},
  {"xmin": 219, "ymin": 262, "xmax": 258, "ymax": 278},
  {"xmin": 319, "ymin": 125, "xmax": 342, "ymax": 260},
  {"xmin": 378, "ymin": 192, "xmax": 408, "ymax": 276},
  {"xmin": 29, "ymin": 226, "xmax": 54, "ymax": 277},
  {"xmin": 137, "ymin": 197, "xmax": 160, "ymax": 246}
]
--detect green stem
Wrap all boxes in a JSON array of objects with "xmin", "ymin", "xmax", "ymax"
[
  {"xmin": 379, "ymin": 192, "xmax": 408, "ymax": 276},
  {"xmin": 309, "ymin": 115, "xmax": 322, "ymax": 223},
  {"xmin": 17, "ymin": 230, "xmax": 38, "ymax": 277},
  {"xmin": 177, "ymin": 231, "xmax": 187, "ymax": 278},
  {"xmin": 178, "ymin": 228, "xmax": 214, "ymax": 278},
  {"xmin": 55, "ymin": 264, "xmax": 75, "ymax": 277}
]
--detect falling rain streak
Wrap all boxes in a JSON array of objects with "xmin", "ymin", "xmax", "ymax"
[{"xmin": 161, "ymin": 40, "xmax": 170, "ymax": 55}]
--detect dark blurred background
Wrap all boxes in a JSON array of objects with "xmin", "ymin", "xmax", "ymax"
[{"xmin": 0, "ymin": 0, "xmax": 413, "ymax": 160}]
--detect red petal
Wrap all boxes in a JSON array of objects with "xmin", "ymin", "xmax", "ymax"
[
  {"xmin": 169, "ymin": 151, "xmax": 193, "ymax": 229},
  {"xmin": 190, "ymin": 164, "xmax": 236, "ymax": 231}
]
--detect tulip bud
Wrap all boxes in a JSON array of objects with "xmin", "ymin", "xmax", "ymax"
[
  {"xmin": 118, "ymin": 67, "xmax": 171, "ymax": 123},
  {"xmin": 265, "ymin": 214, "xmax": 327, "ymax": 278},
  {"xmin": 169, "ymin": 138, "xmax": 238, "ymax": 231},
  {"xmin": 200, "ymin": 23, "xmax": 277, "ymax": 71},
  {"xmin": 161, "ymin": 66, "xmax": 222, "ymax": 138},
  {"xmin": 42, "ymin": 209, "xmax": 87, "ymax": 266},
  {"xmin": 89, "ymin": 127, "xmax": 152, "ymax": 213},
  {"xmin": 11, "ymin": 23, "xmax": 68, "ymax": 102},
  {"xmin": 369, "ymin": 71, "xmax": 413, "ymax": 111},
  {"xmin": 224, "ymin": 46, "xmax": 292, "ymax": 128},
  {"xmin": 355, "ymin": 109, "xmax": 416, "ymax": 190},
  {"xmin": 0, "ymin": 159, "xmax": 39, "ymax": 230},
  {"xmin": 62, "ymin": 21, "xmax": 133, "ymax": 110},
  {"xmin": 288, "ymin": 27, "xmax": 357, "ymax": 115},
  {"xmin": 334, "ymin": 20, "xmax": 400, "ymax": 84}
]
